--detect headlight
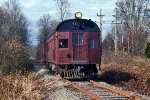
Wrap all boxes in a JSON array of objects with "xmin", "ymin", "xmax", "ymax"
[{"xmin": 75, "ymin": 12, "xmax": 82, "ymax": 19}]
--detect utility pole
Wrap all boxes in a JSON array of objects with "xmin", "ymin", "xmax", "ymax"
[
  {"xmin": 97, "ymin": 8, "xmax": 104, "ymax": 72},
  {"xmin": 112, "ymin": 8, "xmax": 121, "ymax": 55},
  {"xmin": 97, "ymin": 8, "xmax": 105, "ymax": 51},
  {"xmin": 97, "ymin": 9, "xmax": 105, "ymax": 35}
]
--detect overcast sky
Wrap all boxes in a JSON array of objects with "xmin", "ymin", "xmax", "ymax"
[{"xmin": 0, "ymin": 0, "xmax": 118, "ymax": 45}]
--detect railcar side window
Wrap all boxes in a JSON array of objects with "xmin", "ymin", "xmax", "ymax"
[
  {"xmin": 89, "ymin": 39, "xmax": 93, "ymax": 48},
  {"xmin": 89, "ymin": 38, "xmax": 98, "ymax": 48},
  {"xmin": 59, "ymin": 39, "xmax": 68, "ymax": 48},
  {"xmin": 94, "ymin": 38, "xmax": 98, "ymax": 48}
]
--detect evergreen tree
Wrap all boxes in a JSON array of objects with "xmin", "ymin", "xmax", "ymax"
[{"xmin": 144, "ymin": 42, "xmax": 150, "ymax": 58}]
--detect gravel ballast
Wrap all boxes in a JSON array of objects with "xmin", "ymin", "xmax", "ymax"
[{"xmin": 35, "ymin": 65, "xmax": 90, "ymax": 100}]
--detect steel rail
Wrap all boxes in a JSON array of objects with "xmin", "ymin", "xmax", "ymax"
[
  {"xmin": 89, "ymin": 80, "xmax": 144, "ymax": 100},
  {"xmin": 55, "ymin": 74, "xmax": 144, "ymax": 100},
  {"xmin": 57, "ymin": 74, "xmax": 103, "ymax": 100}
]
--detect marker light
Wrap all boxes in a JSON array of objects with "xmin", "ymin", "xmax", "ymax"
[{"xmin": 75, "ymin": 12, "xmax": 82, "ymax": 19}]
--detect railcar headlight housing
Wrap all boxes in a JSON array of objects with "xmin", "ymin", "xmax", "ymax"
[{"xmin": 75, "ymin": 12, "xmax": 82, "ymax": 19}]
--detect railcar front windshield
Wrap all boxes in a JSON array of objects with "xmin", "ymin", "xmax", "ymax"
[{"xmin": 74, "ymin": 33, "xmax": 83, "ymax": 45}]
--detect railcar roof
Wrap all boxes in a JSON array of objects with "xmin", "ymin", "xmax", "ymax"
[
  {"xmin": 45, "ymin": 19, "xmax": 100, "ymax": 41},
  {"xmin": 56, "ymin": 19, "xmax": 100, "ymax": 32}
]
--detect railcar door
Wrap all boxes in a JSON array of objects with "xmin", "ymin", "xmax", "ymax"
[{"xmin": 72, "ymin": 33, "xmax": 86, "ymax": 61}]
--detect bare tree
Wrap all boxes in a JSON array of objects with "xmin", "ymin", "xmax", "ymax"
[
  {"xmin": 36, "ymin": 44, "xmax": 43, "ymax": 61},
  {"xmin": 37, "ymin": 14, "xmax": 58, "ymax": 43},
  {"xmin": 27, "ymin": 45, "xmax": 37, "ymax": 59},
  {"xmin": 2, "ymin": 0, "xmax": 29, "ymax": 45},
  {"xmin": 54, "ymin": 0, "xmax": 70, "ymax": 21},
  {"xmin": 0, "ymin": 8, "xmax": 5, "ymax": 44},
  {"xmin": 115, "ymin": 0, "xmax": 150, "ymax": 55}
]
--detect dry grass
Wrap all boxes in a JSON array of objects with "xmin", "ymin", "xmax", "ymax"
[
  {"xmin": 101, "ymin": 54, "xmax": 150, "ymax": 96},
  {"xmin": 0, "ymin": 72, "xmax": 41, "ymax": 100},
  {"xmin": 102, "ymin": 54, "xmax": 150, "ymax": 79}
]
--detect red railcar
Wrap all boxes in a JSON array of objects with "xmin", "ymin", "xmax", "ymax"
[{"xmin": 43, "ymin": 14, "xmax": 101, "ymax": 78}]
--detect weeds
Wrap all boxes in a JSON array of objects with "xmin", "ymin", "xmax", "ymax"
[{"xmin": 0, "ymin": 72, "xmax": 41, "ymax": 100}]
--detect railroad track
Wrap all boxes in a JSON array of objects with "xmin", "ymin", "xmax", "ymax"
[{"xmin": 57, "ymin": 75, "xmax": 144, "ymax": 100}]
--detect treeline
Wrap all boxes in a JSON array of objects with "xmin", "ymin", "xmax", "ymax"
[
  {"xmin": 103, "ymin": 0, "xmax": 150, "ymax": 57},
  {"xmin": 0, "ymin": 0, "xmax": 30, "ymax": 74}
]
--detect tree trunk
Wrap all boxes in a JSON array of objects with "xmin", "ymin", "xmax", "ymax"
[
  {"xmin": 128, "ymin": 36, "xmax": 130, "ymax": 53},
  {"xmin": 121, "ymin": 35, "xmax": 124, "ymax": 53}
]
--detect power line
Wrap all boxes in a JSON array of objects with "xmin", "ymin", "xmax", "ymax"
[{"xmin": 95, "ymin": 21, "xmax": 113, "ymax": 24}]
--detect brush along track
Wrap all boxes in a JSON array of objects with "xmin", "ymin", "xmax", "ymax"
[{"xmin": 57, "ymin": 75, "xmax": 144, "ymax": 100}]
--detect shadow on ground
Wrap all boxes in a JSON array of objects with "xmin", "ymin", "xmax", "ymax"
[{"xmin": 97, "ymin": 70, "xmax": 136, "ymax": 84}]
